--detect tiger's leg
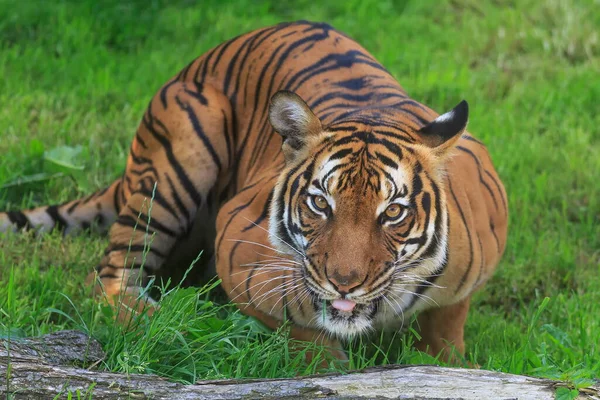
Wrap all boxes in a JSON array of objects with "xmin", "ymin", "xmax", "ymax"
[
  {"xmin": 414, "ymin": 296, "xmax": 471, "ymax": 363},
  {"xmin": 91, "ymin": 81, "xmax": 232, "ymax": 317}
]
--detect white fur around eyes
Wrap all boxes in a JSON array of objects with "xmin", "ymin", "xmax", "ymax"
[{"xmin": 306, "ymin": 189, "xmax": 334, "ymax": 217}]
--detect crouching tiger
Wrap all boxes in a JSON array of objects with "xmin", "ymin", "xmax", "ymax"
[{"xmin": 0, "ymin": 21, "xmax": 508, "ymax": 361}]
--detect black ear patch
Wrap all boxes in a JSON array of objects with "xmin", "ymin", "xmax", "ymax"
[{"xmin": 418, "ymin": 100, "xmax": 469, "ymax": 148}]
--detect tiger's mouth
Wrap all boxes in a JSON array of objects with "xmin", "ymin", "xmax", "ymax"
[
  {"xmin": 304, "ymin": 289, "xmax": 382, "ymax": 337},
  {"xmin": 325, "ymin": 299, "xmax": 374, "ymax": 317},
  {"xmin": 300, "ymin": 267, "xmax": 388, "ymax": 336},
  {"xmin": 312, "ymin": 297, "xmax": 380, "ymax": 337}
]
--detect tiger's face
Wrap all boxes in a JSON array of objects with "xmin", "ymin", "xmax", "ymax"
[{"xmin": 268, "ymin": 91, "xmax": 468, "ymax": 337}]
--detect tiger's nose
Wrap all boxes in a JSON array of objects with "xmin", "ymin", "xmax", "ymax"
[{"xmin": 326, "ymin": 269, "xmax": 365, "ymax": 295}]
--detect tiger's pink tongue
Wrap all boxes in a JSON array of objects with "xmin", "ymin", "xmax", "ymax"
[{"xmin": 331, "ymin": 299, "xmax": 356, "ymax": 312}]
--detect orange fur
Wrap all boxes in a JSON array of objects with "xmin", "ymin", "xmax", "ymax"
[{"xmin": 1, "ymin": 21, "xmax": 508, "ymax": 361}]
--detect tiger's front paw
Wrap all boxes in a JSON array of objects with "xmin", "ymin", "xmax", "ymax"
[{"xmin": 86, "ymin": 271, "xmax": 159, "ymax": 324}]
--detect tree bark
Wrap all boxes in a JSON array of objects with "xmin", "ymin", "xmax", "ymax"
[{"xmin": 1, "ymin": 330, "xmax": 598, "ymax": 400}]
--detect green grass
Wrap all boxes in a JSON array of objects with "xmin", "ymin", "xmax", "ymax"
[{"xmin": 1, "ymin": 0, "xmax": 599, "ymax": 390}]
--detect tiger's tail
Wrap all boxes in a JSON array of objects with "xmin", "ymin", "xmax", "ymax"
[{"xmin": 0, "ymin": 179, "xmax": 122, "ymax": 236}]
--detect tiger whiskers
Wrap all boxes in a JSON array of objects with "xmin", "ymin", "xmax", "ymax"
[
  {"xmin": 267, "ymin": 280, "xmax": 304, "ymax": 315},
  {"xmin": 230, "ymin": 262, "xmax": 296, "ymax": 282},
  {"xmin": 242, "ymin": 216, "xmax": 305, "ymax": 258},
  {"xmin": 304, "ymin": 277, "xmax": 338, "ymax": 299},
  {"xmin": 381, "ymin": 292, "xmax": 406, "ymax": 327},
  {"xmin": 238, "ymin": 276, "xmax": 303, "ymax": 310},
  {"xmin": 286, "ymin": 284, "xmax": 312, "ymax": 310},
  {"xmin": 227, "ymin": 239, "xmax": 310, "ymax": 315},
  {"xmin": 255, "ymin": 277, "xmax": 304, "ymax": 311},
  {"xmin": 230, "ymin": 267, "xmax": 298, "ymax": 299},
  {"xmin": 248, "ymin": 254, "xmax": 303, "ymax": 265},
  {"xmin": 391, "ymin": 254, "xmax": 431, "ymax": 272},
  {"xmin": 237, "ymin": 261, "xmax": 299, "ymax": 270},
  {"xmin": 390, "ymin": 255, "xmax": 447, "ymax": 297},
  {"xmin": 230, "ymin": 268, "xmax": 297, "ymax": 302},
  {"xmin": 392, "ymin": 272, "xmax": 445, "ymax": 289},
  {"xmin": 227, "ymin": 238, "xmax": 293, "ymax": 257},
  {"xmin": 389, "ymin": 283, "xmax": 440, "ymax": 308},
  {"xmin": 245, "ymin": 268, "xmax": 303, "ymax": 306}
]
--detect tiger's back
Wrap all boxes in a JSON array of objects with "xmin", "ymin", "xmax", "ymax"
[
  {"xmin": 180, "ymin": 21, "xmax": 408, "ymax": 187},
  {"xmin": 1, "ymin": 21, "xmax": 507, "ymax": 360}
]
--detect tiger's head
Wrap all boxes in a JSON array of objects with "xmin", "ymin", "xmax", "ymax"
[{"xmin": 268, "ymin": 90, "xmax": 468, "ymax": 337}]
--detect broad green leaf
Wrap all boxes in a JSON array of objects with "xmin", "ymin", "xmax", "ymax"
[
  {"xmin": 555, "ymin": 387, "xmax": 579, "ymax": 400},
  {"xmin": 44, "ymin": 145, "xmax": 86, "ymax": 172}
]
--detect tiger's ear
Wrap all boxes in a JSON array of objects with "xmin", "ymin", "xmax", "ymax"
[
  {"xmin": 418, "ymin": 100, "xmax": 469, "ymax": 157},
  {"xmin": 269, "ymin": 90, "xmax": 323, "ymax": 162}
]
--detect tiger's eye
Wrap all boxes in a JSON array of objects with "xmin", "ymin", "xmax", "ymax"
[
  {"xmin": 385, "ymin": 204, "xmax": 402, "ymax": 219},
  {"xmin": 312, "ymin": 195, "xmax": 328, "ymax": 211}
]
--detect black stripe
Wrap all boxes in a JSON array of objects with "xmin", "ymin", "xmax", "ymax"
[
  {"xmin": 404, "ymin": 178, "xmax": 449, "ymax": 310},
  {"xmin": 93, "ymin": 185, "xmax": 110, "ymax": 199},
  {"xmin": 327, "ymin": 125, "xmax": 358, "ymax": 132},
  {"xmin": 461, "ymin": 134, "xmax": 484, "ymax": 145},
  {"xmin": 184, "ymin": 85, "xmax": 208, "ymax": 105},
  {"xmin": 230, "ymin": 27, "xmax": 276, "ymax": 102},
  {"xmin": 372, "ymin": 128, "xmax": 416, "ymax": 144},
  {"xmin": 221, "ymin": 109, "xmax": 233, "ymax": 170},
  {"xmin": 129, "ymin": 165, "xmax": 158, "ymax": 177},
  {"xmin": 127, "ymin": 204, "xmax": 180, "ymax": 238},
  {"xmin": 216, "ymin": 192, "xmax": 262, "ymax": 267},
  {"xmin": 113, "ymin": 180, "xmax": 122, "ymax": 214},
  {"xmin": 115, "ymin": 213, "xmax": 178, "ymax": 238},
  {"xmin": 66, "ymin": 201, "xmax": 80, "ymax": 214},
  {"xmin": 484, "ymin": 169, "xmax": 508, "ymax": 213},
  {"xmin": 448, "ymin": 180, "xmax": 474, "ymax": 294},
  {"xmin": 128, "ymin": 147, "xmax": 154, "ymax": 165},
  {"xmin": 406, "ymin": 260, "xmax": 446, "ymax": 311},
  {"xmin": 310, "ymin": 91, "xmax": 404, "ymax": 111},
  {"xmin": 328, "ymin": 148, "xmax": 353, "ymax": 161},
  {"xmin": 417, "ymin": 175, "xmax": 437, "ymax": 260},
  {"xmin": 242, "ymin": 190, "xmax": 273, "ymax": 232},
  {"xmin": 222, "ymin": 35, "xmax": 254, "ymax": 96},
  {"xmin": 211, "ymin": 34, "xmax": 243, "ymax": 74},
  {"xmin": 490, "ymin": 220, "xmax": 500, "ymax": 251},
  {"xmin": 6, "ymin": 211, "xmax": 30, "ymax": 229},
  {"xmin": 456, "ymin": 146, "xmax": 504, "ymax": 212},
  {"xmin": 246, "ymin": 42, "xmax": 287, "ymax": 169},
  {"xmin": 142, "ymin": 185, "xmax": 182, "ymax": 224},
  {"xmin": 174, "ymin": 95, "xmax": 222, "ymax": 172},
  {"xmin": 143, "ymin": 112, "xmax": 203, "ymax": 206},
  {"xmin": 178, "ymin": 58, "xmax": 195, "ymax": 81},
  {"xmin": 332, "ymin": 99, "xmax": 428, "ymax": 125},
  {"xmin": 98, "ymin": 272, "xmax": 120, "ymax": 279},
  {"xmin": 98, "ymin": 262, "xmax": 149, "ymax": 279},
  {"xmin": 375, "ymin": 151, "xmax": 399, "ymax": 170},
  {"xmin": 475, "ymin": 236, "xmax": 485, "ymax": 287},
  {"xmin": 193, "ymin": 50, "xmax": 214, "ymax": 85},
  {"xmin": 164, "ymin": 174, "xmax": 191, "ymax": 222},
  {"xmin": 135, "ymin": 131, "xmax": 148, "ymax": 149},
  {"xmin": 46, "ymin": 205, "xmax": 67, "ymax": 231},
  {"xmin": 105, "ymin": 244, "xmax": 168, "ymax": 259},
  {"xmin": 159, "ymin": 79, "xmax": 179, "ymax": 109},
  {"xmin": 287, "ymin": 50, "xmax": 388, "ymax": 92},
  {"xmin": 240, "ymin": 243, "xmax": 258, "ymax": 304}
]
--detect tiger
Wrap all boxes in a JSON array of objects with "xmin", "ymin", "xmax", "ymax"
[{"xmin": 0, "ymin": 20, "xmax": 508, "ymax": 361}]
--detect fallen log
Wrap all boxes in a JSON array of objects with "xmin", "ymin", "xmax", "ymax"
[{"xmin": 1, "ymin": 330, "xmax": 598, "ymax": 400}]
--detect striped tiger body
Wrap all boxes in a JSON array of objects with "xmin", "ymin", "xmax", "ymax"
[{"xmin": 0, "ymin": 21, "xmax": 508, "ymax": 360}]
